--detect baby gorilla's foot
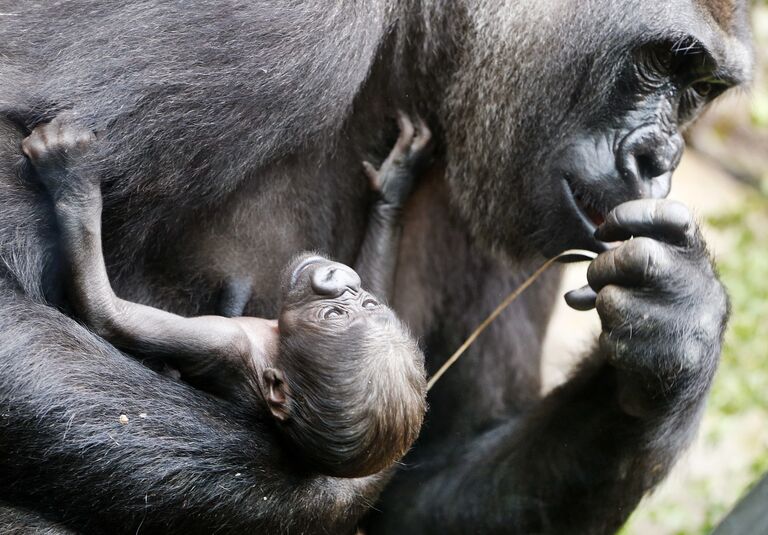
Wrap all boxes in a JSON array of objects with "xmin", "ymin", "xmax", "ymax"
[
  {"xmin": 21, "ymin": 114, "xmax": 96, "ymax": 199},
  {"xmin": 362, "ymin": 111, "xmax": 433, "ymax": 209}
]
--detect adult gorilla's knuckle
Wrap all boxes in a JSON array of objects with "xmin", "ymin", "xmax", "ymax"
[
  {"xmin": 625, "ymin": 237, "xmax": 666, "ymax": 279},
  {"xmin": 657, "ymin": 200, "xmax": 692, "ymax": 231},
  {"xmin": 599, "ymin": 330, "xmax": 634, "ymax": 363},
  {"xmin": 596, "ymin": 284, "xmax": 625, "ymax": 318},
  {"xmin": 603, "ymin": 207, "xmax": 622, "ymax": 229},
  {"xmin": 586, "ymin": 256, "xmax": 603, "ymax": 285},
  {"xmin": 669, "ymin": 336, "xmax": 709, "ymax": 374}
]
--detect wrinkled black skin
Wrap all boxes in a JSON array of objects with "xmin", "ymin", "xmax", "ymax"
[{"xmin": 0, "ymin": 1, "xmax": 753, "ymax": 534}]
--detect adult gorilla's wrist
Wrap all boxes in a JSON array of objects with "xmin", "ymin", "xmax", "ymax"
[{"xmin": 613, "ymin": 364, "xmax": 715, "ymax": 419}]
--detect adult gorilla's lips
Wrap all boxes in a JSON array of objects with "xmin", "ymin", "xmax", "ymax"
[
  {"xmin": 573, "ymin": 189, "xmax": 606, "ymax": 227},
  {"xmin": 562, "ymin": 177, "xmax": 607, "ymax": 230}
]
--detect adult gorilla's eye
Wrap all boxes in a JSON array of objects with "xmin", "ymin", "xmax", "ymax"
[
  {"xmin": 362, "ymin": 298, "xmax": 379, "ymax": 309},
  {"xmin": 323, "ymin": 308, "xmax": 344, "ymax": 319},
  {"xmin": 691, "ymin": 80, "xmax": 727, "ymax": 99}
]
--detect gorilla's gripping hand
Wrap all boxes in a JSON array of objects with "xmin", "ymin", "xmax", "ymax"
[{"xmin": 567, "ymin": 199, "xmax": 728, "ymax": 417}]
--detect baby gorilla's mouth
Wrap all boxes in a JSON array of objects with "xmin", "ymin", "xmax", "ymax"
[{"xmin": 564, "ymin": 178, "xmax": 606, "ymax": 229}]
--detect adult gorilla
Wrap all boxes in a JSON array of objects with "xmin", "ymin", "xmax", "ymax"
[{"xmin": 0, "ymin": 1, "xmax": 753, "ymax": 534}]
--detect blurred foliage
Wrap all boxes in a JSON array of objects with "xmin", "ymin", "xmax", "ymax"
[{"xmin": 709, "ymin": 200, "xmax": 768, "ymax": 418}]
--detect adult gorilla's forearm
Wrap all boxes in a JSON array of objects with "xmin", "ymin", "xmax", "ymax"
[
  {"xmin": 371, "ymin": 198, "xmax": 726, "ymax": 534},
  {"xmin": 0, "ymin": 115, "xmax": 383, "ymax": 532},
  {"xmin": 0, "ymin": 284, "xmax": 384, "ymax": 533},
  {"xmin": 368, "ymin": 356, "xmax": 711, "ymax": 535}
]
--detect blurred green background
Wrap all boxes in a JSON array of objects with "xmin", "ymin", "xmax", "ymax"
[{"xmin": 621, "ymin": 2, "xmax": 768, "ymax": 533}]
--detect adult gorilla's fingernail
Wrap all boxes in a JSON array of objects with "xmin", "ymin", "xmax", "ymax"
[{"xmin": 564, "ymin": 285, "xmax": 597, "ymax": 311}]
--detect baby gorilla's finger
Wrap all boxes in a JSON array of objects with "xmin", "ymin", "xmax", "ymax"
[
  {"xmin": 362, "ymin": 161, "xmax": 380, "ymax": 191},
  {"xmin": 411, "ymin": 115, "xmax": 432, "ymax": 153},
  {"xmin": 587, "ymin": 237, "xmax": 671, "ymax": 292},
  {"xmin": 595, "ymin": 199, "xmax": 693, "ymax": 245},
  {"xmin": 564, "ymin": 285, "xmax": 597, "ymax": 311},
  {"xmin": 395, "ymin": 110, "xmax": 415, "ymax": 154}
]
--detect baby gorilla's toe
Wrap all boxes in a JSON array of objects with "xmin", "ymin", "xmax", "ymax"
[
  {"xmin": 409, "ymin": 115, "xmax": 432, "ymax": 157},
  {"xmin": 361, "ymin": 112, "xmax": 434, "ymax": 207}
]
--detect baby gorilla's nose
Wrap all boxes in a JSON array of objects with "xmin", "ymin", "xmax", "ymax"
[{"xmin": 310, "ymin": 263, "xmax": 362, "ymax": 296}]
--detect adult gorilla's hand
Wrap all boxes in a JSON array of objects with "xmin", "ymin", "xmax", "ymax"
[{"xmin": 565, "ymin": 199, "xmax": 728, "ymax": 417}]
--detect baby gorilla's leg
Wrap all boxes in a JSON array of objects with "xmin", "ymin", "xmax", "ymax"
[
  {"xmin": 362, "ymin": 111, "xmax": 432, "ymax": 210},
  {"xmin": 355, "ymin": 112, "xmax": 433, "ymax": 300}
]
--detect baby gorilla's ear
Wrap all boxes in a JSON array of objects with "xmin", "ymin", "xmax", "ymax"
[{"xmin": 263, "ymin": 368, "xmax": 290, "ymax": 421}]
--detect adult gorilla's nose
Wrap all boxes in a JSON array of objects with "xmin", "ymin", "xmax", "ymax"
[
  {"xmin": 617, "ymin": 125, "xmax": 684, "ymax": 199},
  {"xmin": 310, "ymin": 262, "xmax": 362, "ymax": 296}
]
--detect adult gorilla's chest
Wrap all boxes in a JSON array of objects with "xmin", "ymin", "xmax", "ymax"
[{"xmin": 102, "ymin": 152, "xmax": 371, "ymax": 319}]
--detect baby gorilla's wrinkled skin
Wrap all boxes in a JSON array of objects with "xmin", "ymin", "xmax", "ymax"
[{"xmin": 22, "ymin": 113, "xmax": 430, "ymax": 478}]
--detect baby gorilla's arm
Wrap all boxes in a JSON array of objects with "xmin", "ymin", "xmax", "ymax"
[
  {"xmin": 356, "ymin": 112, "xmax": 432, "ymax": 301},
  {"xmin": 23, "ymin": 117, "xmax": 255, "ymax": 396}
]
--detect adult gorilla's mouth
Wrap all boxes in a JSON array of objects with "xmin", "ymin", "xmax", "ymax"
[{"xmin": 562, "ymin": 176, "xmax": 607, "ymax": 231}]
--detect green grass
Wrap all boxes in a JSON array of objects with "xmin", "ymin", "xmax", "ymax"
[{"xmin": 709, "ymin": 201, "xmax": 768, "ymax": 418}]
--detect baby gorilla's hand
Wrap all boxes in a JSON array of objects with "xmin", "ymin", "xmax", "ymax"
[
  {"xmin": 362, "ymin": 111, "xmax": 433, "ymax": 209},
  {"xmin": 22, "ymin": 114, "xmax": 96, "ymax": 200}
]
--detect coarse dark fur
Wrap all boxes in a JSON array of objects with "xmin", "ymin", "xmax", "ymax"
[{"xmin": 0, "ymin": 1, "xmax": 753, "ymax": 534}]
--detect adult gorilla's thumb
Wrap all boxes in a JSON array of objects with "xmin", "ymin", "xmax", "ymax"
[{"xmin": 564, "ymin": 285, "xmax": 598, "ymax": 311}]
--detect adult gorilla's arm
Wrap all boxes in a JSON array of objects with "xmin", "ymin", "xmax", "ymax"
[
  {"xmin": 0, "ymin": 288, "xmax": 385, "ymax": 533},
  {"xmin": 0, "ymin": 118, "xmax": 384, "ymax": 534},
  {"xmin": 370, "ymin": 199, "xmax": 726, "ymax": 534}
]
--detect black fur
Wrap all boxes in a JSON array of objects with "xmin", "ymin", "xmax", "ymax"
[{"xmin": 0, "ymin": 1, "xmax": 753, "ymax": 533}]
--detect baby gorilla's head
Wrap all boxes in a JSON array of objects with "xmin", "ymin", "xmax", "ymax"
[{"xmin": 263, "ymin": 253, "xmax": 427, "ymax": 478}]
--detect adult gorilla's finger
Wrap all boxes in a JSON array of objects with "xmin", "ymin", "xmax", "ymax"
[
  {"xmin": 564, "ymin": 285, "xmax": 597, "ymax": 311},
  {"xmin": 595, "ymin": 199, "xmax": 693, "ymax": 244},
  {"xmin": 587, "ymin": 237, "xmax": 670, "ymax": 291}
]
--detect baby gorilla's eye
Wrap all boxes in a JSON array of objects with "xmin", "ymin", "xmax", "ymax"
[
  {"xmin": 323, "ymin": 307, "xmax": 344, "ymax": 319},
  {"xmin": 362, "ymin": 298, "xmax": 379, "ymax": 309}
]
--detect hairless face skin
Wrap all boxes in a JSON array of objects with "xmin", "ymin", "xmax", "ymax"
[{"xmin": 21, "ymin": 113, "xmax": 431, "ymax": 478}]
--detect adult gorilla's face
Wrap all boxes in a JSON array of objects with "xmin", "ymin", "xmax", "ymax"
[{"xmin": 441, "ymin": 0, "xmax": 753, "ymax": 258}]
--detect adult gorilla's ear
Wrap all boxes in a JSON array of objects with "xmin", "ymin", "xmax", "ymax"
[{"xmin": 263, "ymin": 368, "xmax": 290, "ymax": 421}]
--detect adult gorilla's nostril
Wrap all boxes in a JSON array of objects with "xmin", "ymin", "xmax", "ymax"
[
  {"xmin": 618, "ymin": 126, "xmax": 683, "ymax": 199},
  {"xmin": 310, "ymin": 263, "xmax": 362, "ymax": 296},
  {"xmin": 636, "ymin": 153, "xmax": 667, "ymax": 180}
]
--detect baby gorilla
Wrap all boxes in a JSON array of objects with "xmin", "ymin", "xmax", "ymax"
[{"xmin": 22, "ymin": 113, "xmax": 431, "ymax": 478}]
